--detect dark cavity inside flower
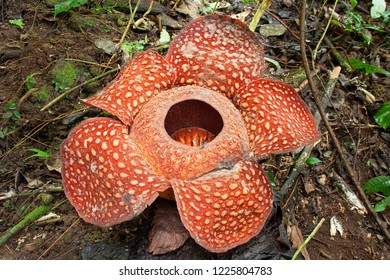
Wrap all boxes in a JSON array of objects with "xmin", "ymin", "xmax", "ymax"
[
  {"xmin": 165, "ymin": 99, "xmax": 222, "ymax": 146},
  {"xmin": 61, "ymin": 14, "xmax": 319, "ymax": 253}
]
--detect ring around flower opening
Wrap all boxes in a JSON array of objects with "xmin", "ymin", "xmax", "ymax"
[{"xmin": 131, "ymin": 86, "xmax": 249, "ymax": 180}]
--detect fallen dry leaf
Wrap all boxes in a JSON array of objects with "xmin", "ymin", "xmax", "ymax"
[{"xmin": 287, "ymin": 224, "xmax": 311, "ymax": 260}]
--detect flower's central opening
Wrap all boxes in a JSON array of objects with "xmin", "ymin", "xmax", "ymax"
[{"xmin": 164, "ymin": 99, "xmax": 224, "ymax": 147}]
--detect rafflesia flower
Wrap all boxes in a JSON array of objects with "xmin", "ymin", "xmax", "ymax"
[{"xmin": 61, "ymin": 15, "xmax": 319, "ymax": 253}]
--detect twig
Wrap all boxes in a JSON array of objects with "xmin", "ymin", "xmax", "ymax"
[
  {"xmin": 37, "ymin": 218, "xmax": 80, "ymax": 260},
  {"xmin": 40, "ymin": 68, "xmax": 117, "ymax": 112},
  {"xmin": 65, "ymin": 58, "xmax": 113, "ymax": 68},
  {"xmin": 0, "ymin": 187, "xmax": 63, "ymax": 201},
  {"xmin": 0, "ymin": 194, "xmax": 54, "ymax": 247},
  {"xmin": 249, "ymin": 0, "xmax": 272, "ymax": 32},
  {"xmin": 0, "ymin": 110, "xmax": 84, "ymax": 162},
  {"xmin": 143, "ymin": 0, "xmax": 155, "ymax": 17},
  {"xmin": 103, "ymin": 0, "xmax": 141, "ymax": 71},
  {"xmin": 280, "ymin": 142, "xmax": 317, "ymax": 200},
  {"xmin": 119, "ymin": 0, "xmax": 141, "ymax": 47},
  {"xmin": 324, "ymin": 37, "xmax": 353, "ymax": 72},
  {"xmin": 312, "ymin": 0, "xmax": 339, "ymax": 64},
  {"xmin": 332, "ymin": 172, "xmax": 367, "ymax": 215},
  {"xmin": 299, "ymin": 0, "xmax": 390, "ymax": 244},
  {"xmin": 265, "ymin": 10, "xmax": 300, "ymax": 41},
  {"xmin": 292, "ymin": 218, "xmax": 325, "ymax": 260}
]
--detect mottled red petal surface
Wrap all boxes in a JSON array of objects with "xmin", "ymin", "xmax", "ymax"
[
  {"xmin": 131, "ymin": 85, "xmax": 249, "ymax": 180},
  {"xmin": 166, "ymin": 14, "xmax": 264, "ymax": 99},
  {"xmin": 234, "ymin": 78, "xmax": 319, "ymax": 156},
  {"xmin": 82, "ymin": 51, "xmax": 176, "ymax": 125},
  {"xmin": 171, "ymin": 159, "xmax": 273, "ymax": 253},
  {"xmin": 61, "ymin": 117, "xmax": 170, "ymax": 227}
]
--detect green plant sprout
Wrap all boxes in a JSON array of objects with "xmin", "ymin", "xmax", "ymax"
[
  {"xmin": 332, "ymin": 1, "xmax": 386, "ymax": 46},
  {"xmin": 242, "ymin": 0, "xmax": 271, "ymax": 32},
  {"xmin": 25, "ymin": 148, "xmax": 51, "ymax": 160},
  {"xmin": 0, "ymin": 102, "xmax": 21, "ymax": 139},
  {"xmin": 121, "ymin": 40, "xmax": 146, "ymax": 53},
  {"xmin": 305, "ymin": 157, "xmax": 322, "ymax": 165},
  {"xmin": 25, "ymin": 75, "xmax": 37, "ymax": 91},
  {"xmin": 54, "ymin": 0, "xmax": 90, "ymax": 16},
  {"xmin": 374, "ymin": 101, "xmax": 390, "ymax": 130},
  {"xmin": 9, "ymin": 18, "xmax": 24, "ymax": 29},
  {"xmin": 348, "ymin": 58, "xmax": 390, "ymax": 77}
]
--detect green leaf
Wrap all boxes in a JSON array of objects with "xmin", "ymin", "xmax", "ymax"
[
  {"xmin": 371, "ymin": 0, "xmax": 386, "ymax": 19},
  {"xmin": 363, "ymin": 176, "xmax": 390, "ymax": 196},
  {"xmin": 266, "ymin": 172, "xmax": 276, "ymax": 187},
  {"xmin": 9, "ymin": 18, "xmax": 24, "ymax": 29},
  {"xmin": 374, "ymin": 101, "xmax": 390, "ymax": 130},
  {"xmin": 6, "ymin": 102, "xmax": 17, "ymax": 110},
  {"xmin": 12, "ymin": 111, "xmax": 21, "ymax": 121},
  {"xmin": 2, "ymin": 111, "xmax": 13, "ymax": 119},
  {"xmin": 121, "ymin": 41, "xmax": 145, "ymax": 53},
  {"xmin": 349, "ymin": 57, "xmax": 390, "ymax": 76},
  {"xmin": 0, "ymin": 128, "xmax": 7, "ymax": 139},
  {"xmin": 25, "ymin": 148, "xmax": 51, "ymax": 160},
  {"xmin": 373, "ymin": 196, "xmax": 390, "ymax": 212},
  {"xmin": 306, "ymin": 157, "xmax": 322, "ymax": 165},
  {"xmin": 54, "ymin": 0, "xmax": 89, "ymax": 16},
  {"xmin": 25, "ymin": 75, "xmax": 37, "ymax": 91},
  {"xmin": 349, "ymin": 0, "xmax": 358, "ymax": 9}
]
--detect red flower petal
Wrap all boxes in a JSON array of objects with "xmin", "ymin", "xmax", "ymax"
[
  {"xmin": 61, "ymin": 117, "xmax": 170, "ymax": 227},
  {"xmin": 166, "ymin": 14, "xmax": 264, "ymax": 99},
  {"xmin": 171, "ymin": 159, "xmax": 273, "ymax": 253},
  {"xmin": 234, "ymin": 78, "xmax": 320, "ymax": 156},
  {"xmin": 82, "ymin": 51, "xmax": 176, "ymax": 125}
]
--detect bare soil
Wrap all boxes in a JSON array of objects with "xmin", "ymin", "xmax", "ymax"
[{"xmin": 0, "ymin": 0, "xmax": 389, "ymax": 260}]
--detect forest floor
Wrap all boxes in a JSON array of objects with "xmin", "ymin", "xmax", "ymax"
[{"xmin": 0, "ymin": 0, "xmax": 389, "ymax": 260}]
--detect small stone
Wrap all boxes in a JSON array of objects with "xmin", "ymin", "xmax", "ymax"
[{"xmin": 259, "ymin": 24, "xmax": 287, "ymax": 37}]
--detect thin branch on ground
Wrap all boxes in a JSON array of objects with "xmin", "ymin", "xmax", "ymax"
[
  {"xmin": 265, "ymin": 9, "xmax": 300, "ymax": 41},
  {"xmin": 292, "ymin": 218, "xmax": 325, "ymax": 260},
  {"xmin": 312, "ymin": 0, "xmax": 339, "ymax": 65},
  {"xmin": 37, "ymin": 218, "xmax": 80, "ymax": 260},
  {"xmin": 0, "ymin": 110, "xmax": 85, "ymax": 162},
  {"xmin": 0, "ymin": 194, "xmax": 55, "ymax": 247},
  {"xmin": 299, "ymin": 0, "xmax": 390, "ymax": 244},
  {"xmin": 249, "ymin": 0, "xmax": 272, "ymax": 32},
  {"xmin": 103, "ymin": 0, "xmax": 141, "ymax": 71},
  {"xmin": 40, "ymin": 68, "xmax": 117, "ymax": 112},
  {"xmin": 332, "ymin": 171, "xmax": 367, "ymax": 215},
  {"xmin": 324, "ymin": 37, "xmax": 353, "ymax": 72}
]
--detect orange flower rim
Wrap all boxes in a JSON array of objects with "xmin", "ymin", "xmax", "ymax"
[{"xmin": 61, "ymin": 15, "xmax": 319, "ymax": 253}]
